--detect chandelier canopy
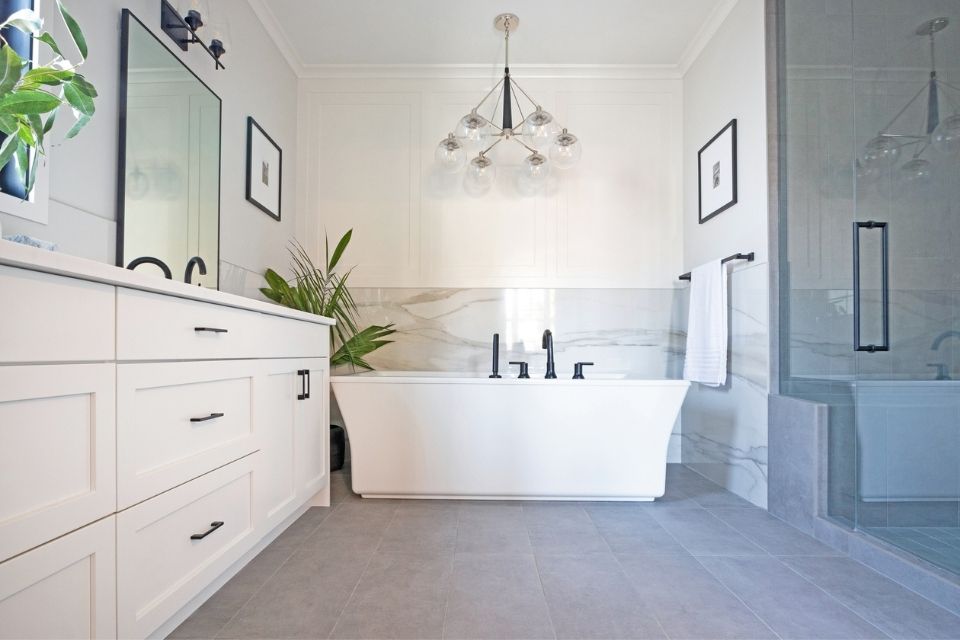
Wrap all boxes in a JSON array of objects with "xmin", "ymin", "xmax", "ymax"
[
  {"xmin": 859, "ymin": 17, "xmax": 960, "ymax": 184},
  {"xmin": 435, "ymin": 14, "xmax": 582, "ymax": 195}
]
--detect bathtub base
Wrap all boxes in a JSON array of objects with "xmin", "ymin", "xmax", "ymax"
[{"xmin": 360, "ymin": 494, "xmax": 655, "ymax": 502}]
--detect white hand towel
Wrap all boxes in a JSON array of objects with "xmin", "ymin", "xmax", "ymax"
[{"xmin": 683, "ymin": 259, "xmax": 728, "ymax": 387}]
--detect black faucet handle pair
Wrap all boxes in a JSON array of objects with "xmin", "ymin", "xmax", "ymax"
[
  {"xmin": 508, "ymin": 361, "xmax": 530, "ymax": 378},
  {"xmin": 573, "ymin": 362, "xmax": 594, "ymax": 379}
]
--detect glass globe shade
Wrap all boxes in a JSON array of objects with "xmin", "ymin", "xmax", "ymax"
[
  {"xmin": 550, "ymin": 129, "xmax": 582, "ymax": 170},
  {"xmin": 464, "ymin": 154, "xmax": 496, "ymax": 196},
  {"xmin": 518, "ymin": 152, "xmax": 550, "ymax": 193},
  {"xmin": 435, "ymin": 134, "xmax": 466, "ymax": 174},
  {"xmin": 456, "ymin": 110, "xmax": 491, "ymax": 153},
  {"xmin": 855, "ymin": 159, "xmax": 881, "ymax": 185},
  {"xmin": 932, "ymin": 114, "xmax": 960, "ymax": 155},
  {"xmin": 862, "ymin": 135, "xmax": 900, "ymax": 168},
  {"xmin": 522, "ymin": 108, "xmax": 558, "ymax": 148},
  {"xmin": 899, "ymin": 157, "xmax": 933, "ymax": 185}
]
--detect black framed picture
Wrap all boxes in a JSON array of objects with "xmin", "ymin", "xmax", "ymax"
[
  {"xmin": 697, "ymin": 118, "xmax": 738, "ymax": 224},
  {"xmin": 246, "ymin": 117, "xmax": 282, "ymax": 221}
]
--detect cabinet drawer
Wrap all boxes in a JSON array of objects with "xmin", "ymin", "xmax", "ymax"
[
  {"xmin": 0, "ymin": 364, "xmax": 116, "ymax": 562},
  {"xmin": 0, "ymin": 266, "xmax": 114, "ymax": 364},
  {"xmin": 0, "ymin": 516, "xmax": 116, "ymax": 640},
  {"xmin": 117, "ymin": 455, "xmax": 258, "ymax": 639},
  {"xmin": 116, "ymin": 287, "xmax": 329, "ymax": 361},
  {"xmin": 117, "ymin": 360, "xmax": 258, "ymax": 509}
]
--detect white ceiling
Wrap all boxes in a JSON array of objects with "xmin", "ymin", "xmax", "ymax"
[{"xmin": 251, "ymin": 0, "xmax": 735, "ymax": 70}]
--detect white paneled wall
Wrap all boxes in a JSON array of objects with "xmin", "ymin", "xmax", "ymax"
[{"xmin": 299, "ymin": 73, "xmax": 683, "ymax": 289}]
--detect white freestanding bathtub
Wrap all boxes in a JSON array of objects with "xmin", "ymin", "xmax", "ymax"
[{"xmin": 331, "ymin": 372, "xmax": 690, "ymax": 501}]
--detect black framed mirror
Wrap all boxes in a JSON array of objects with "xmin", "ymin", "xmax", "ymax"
[{"xmin": 116, "ymin": 9, "xmax": 222, "ymax": 288}]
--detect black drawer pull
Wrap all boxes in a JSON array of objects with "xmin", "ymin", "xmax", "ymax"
[
  {"xmin": 190, "ymin": 521, "xmax": 224, "ymax": 540},
  {"xmin": 190, "ymin": 412, "xmax": 224, "ymax": 423},
  {"xmin": 297, "ymin": 369, "xmax": 307, "ymax": 400},
  {"xmin": 194, "ymin": 327, "xmax": 228, "ymax": 334}
]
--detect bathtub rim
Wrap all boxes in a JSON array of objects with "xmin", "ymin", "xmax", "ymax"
[{"xmin": 331, "ymin": 372, "xmax": 692, "ymax": 387}]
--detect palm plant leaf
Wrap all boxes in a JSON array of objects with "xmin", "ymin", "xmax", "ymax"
[{"xmin": 262, "ymin": 230, "xmax": 395, "ymax": 370}]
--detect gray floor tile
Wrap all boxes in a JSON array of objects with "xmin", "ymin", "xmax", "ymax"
[
  {"xmin": 711, "ymin": 507, "xmax": 841, "ymax": 556},
  {"xmin": 217, "ymin": 545, "xmax": 374, "ymax": 639},
  {"xmin": 379, "ymin": 508, "xmax": 459, "ymax": 554},
  {"xmin": 443, "ymin": 553, "xmax": 555, "ymax": 639},
  {"xmin": 698, "ymin": 556, "xmax": 890, "ymax": 639},
  {"xmin": 617, "ymin": 553, "xmax": 777, "ymax": 639},
  {"xmin": 585, "ymin": 505, "xmax": 688, "ymax": 555},
  {"xmin": 457, "ymin": 504, "xmax": 531, "ymax": 554},
  {"xmin": 524, "ymin": 505, "xmax": 609, "ymax": 555},
  {"xmin": 330, "ymin": 552, "xmax": 454, "ymax": 639},
  {"xmin": 536, "ymin": 552, "xmax": 665, "ymax": 639},
  {"xmin": 168, "ymin": 601, "xmax": 237, "ymax": 640},
  {"xmin": 648, "ymin": 509, "xmax": 765, "ymax": 556},
  {"xmin": 783, "ymin": 556, "xmax": 960, "ymax": 639},
  {"xmin": 302, "ymin": 500, "xmax": 398, "ymax": 552}
]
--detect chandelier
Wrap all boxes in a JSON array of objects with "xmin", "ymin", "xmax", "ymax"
[
  {"xmin": 859, "ymin": 17, "xmax": 960, "ymax": 183},
  {"xmin": 435, "ymin": 14, "xmax": 582, "ymax": 195}
]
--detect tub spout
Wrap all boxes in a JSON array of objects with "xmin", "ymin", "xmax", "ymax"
[{"xmin": 542, "ymin": 330, "xmax": 557, "ymax": 379}]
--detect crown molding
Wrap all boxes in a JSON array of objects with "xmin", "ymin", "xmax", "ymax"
[
  {"xmin": 677, "ymin": 0, "xmax": 739, "ymax": 76},
  {"xmin": 295, "ymin": 63, "xmax": 683, "ymax": 81},
  {"xmin": 245, "ymin": 0, "xmax": 306, "ymax": 76}
]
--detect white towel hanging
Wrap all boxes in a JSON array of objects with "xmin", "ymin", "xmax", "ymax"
[{"xmin": 683, "ymin": 259, "xmax": 728, "ymax": 387}]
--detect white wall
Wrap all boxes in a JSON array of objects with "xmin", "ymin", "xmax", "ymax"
[
  {"xmin": 298, "ymin": 72, "xmax": 683, "ymax": 289},
  {"xmin": 0, "ymin": 0, "xmax": 300, "ymax": 295},
  {"xmin": 680, "ymin": 0, "xmax": 770, "ymax": 507}
]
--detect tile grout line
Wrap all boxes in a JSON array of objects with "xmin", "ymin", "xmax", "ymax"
[
  {"xmin": 637, "ymin": 499, "xmax": 785, "ymax": 640},
  {"xmin": 326, "ymin": 502, "xmax": 400, "ymax": 639},
  {"xmin": 439, "ymin": 505, "xmax": 462, "ymax": 640},
  {"xmin": 774, "ymin": 557, "xmax": 893, "ymax": 639},
  {"xmin": 212, "ymin": 506, "xmax": 335, "ymax": 639},
  {"xmin": 526, "ymin": 503, "xmax": 559, "ymax": 640}
]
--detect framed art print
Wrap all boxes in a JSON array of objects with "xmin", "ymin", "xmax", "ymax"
[
  {"xmin": 246, "ymin": 117, "xmax": 282, "ymax": 220},
  {"xmin": 698, "ymin": 118, "xmax": 738, "ymax": 224}
]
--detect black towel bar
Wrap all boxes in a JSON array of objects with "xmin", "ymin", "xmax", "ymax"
[{"xmin": 679, "ymin": 252, "xmax": 755, "ymax": 281}]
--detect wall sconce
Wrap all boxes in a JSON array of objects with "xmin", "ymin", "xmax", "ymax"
[{"xmin": 160, "ymin": 0, "xmax": 226, "ymax": 69}]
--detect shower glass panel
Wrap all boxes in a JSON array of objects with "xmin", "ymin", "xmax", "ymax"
[{"xmin": 780, "ymin": 0, "xmax": 960, "ymax": 575}]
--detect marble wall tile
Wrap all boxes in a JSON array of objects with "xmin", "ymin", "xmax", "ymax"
[
  {"xmin": 351, "ymin": 288, "xmax": 688, "ymax": 379},
  {"xmin": 680, "ymin": 263, "xmax": 772, "ymax": 508}
]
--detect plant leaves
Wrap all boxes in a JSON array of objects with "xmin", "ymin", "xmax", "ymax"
[
  {"xmin": 0, "ymin": 133, "xmax": 18, "ymax": 173},
  {"xmin": 37, "ymin": 32, "xmax": 63, "ymax": 58},
  {"xmin": 0, "ymin": 45, "xmax": 23, "ymax": 97},
  {"xmin": 56, "ymin": 0, "xmax": 87, "ymax": 60},
  {"xmin": 71, "ymin": 73, "xmax": 97, "ymax": 98},
  {"xmin": 1, "ymin": 8, "xmax": 42, "ymax": 35},
  {"xmin": 0, "ymin": 89, "xmax": 61, "ymax": 115},
  {"xmin": 63, "ymin": 81, "xmax": 93, "ymax": 116},
  {"xmin": 21, "ymin": 67, "xmax": 75, "ymax": 88},
  {"xmin": 42, "ymin": 108, "xmax": 56, "ymax": 134},
  {"xmin": 327, "ymin": 229, "xmax": 352, "ymax": 273},
  {"xmin": 0, "ymin": 114, "xmax": 16, "ymax": 135},
  {"xmin": 64, "ymin": 113, "xmax": 89, "ymax": 139}
]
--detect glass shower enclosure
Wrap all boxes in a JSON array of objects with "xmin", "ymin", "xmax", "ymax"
[{"xmin": 779, "ymin": 0, "xmax": 960, "ymax": 575}]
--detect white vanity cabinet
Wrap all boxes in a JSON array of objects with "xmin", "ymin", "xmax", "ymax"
[{"xmin": 0, "ymin": 241, "xmax": 333, "ymax": 640}]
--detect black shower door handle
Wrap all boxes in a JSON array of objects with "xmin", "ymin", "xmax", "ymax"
[{"xmin": 852, "ymin": 221, "xmax": 890, "ymax": 352}]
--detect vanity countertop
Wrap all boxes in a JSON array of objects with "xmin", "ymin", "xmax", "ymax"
[{"xmin": 0, "ymin": 240, "xmax": 335, "ymax": 326}]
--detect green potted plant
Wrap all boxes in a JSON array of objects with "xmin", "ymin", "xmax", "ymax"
[
  {"xmin": 261, "ymin": 230, "xmax": 395, "ymax": 370},
  {"xmin": 0, "ymin": 1, "xmax": 96, "ymax": 194}
]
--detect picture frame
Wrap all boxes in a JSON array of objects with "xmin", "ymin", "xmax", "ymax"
[
  {"xmin": 246, "ymin": 117, "xmax": 282, "ymax": 221},
  {"xmin": 697, "ymin": 118, "xmax": 737, "ymax": 224}
]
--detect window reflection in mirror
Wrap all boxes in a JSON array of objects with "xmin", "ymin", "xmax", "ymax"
[{"xmin": 118, "ymin": 10, "xmax": 221, "ymax": 288}]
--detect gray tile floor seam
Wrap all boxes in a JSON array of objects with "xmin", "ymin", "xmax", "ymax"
[
  {"xmin": 526, "ymin": 538, "xmax": 560, "ymax": 640},
  {"xmin": 211, "ymin": 507, "xmax": 337, "ymax": 640},
  {"xmin": 774, "ymin": 557, "xmax": 898, "ymax": 639}
]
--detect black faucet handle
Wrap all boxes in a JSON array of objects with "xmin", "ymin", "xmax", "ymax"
[
  {"xmin": 509, "ymin": 361, "xmax": 530, "ymax": 379},
  {"xmin": 572, "ymin": 362, "xmax": 595, "ymax": 379},
  {"xmin": 927, "ymin": 363, "xmax": 950, "ymax": 380}
]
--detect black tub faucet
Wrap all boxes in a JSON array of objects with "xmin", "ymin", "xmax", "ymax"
[
  {"xmin": 931, "ymin": 330, "xmax": 960, "ymax": 351},
  {"xmin": 184, "ymin": 256, "xmax": 207, "ymax": 285},
  {"xmin": 542, "ymin": 329, "xmax": 557, "ymax": 379},
  {"xmin": 489, "ymin": 333, "xmax": 502, "ymax": 378},
  {"xmin": 127, "ymin": 256, "xmax": 172, "ymax": 279},
  {"xmin": 573, "ymin": 362, "xmax": 594, "ymax": 379}
]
